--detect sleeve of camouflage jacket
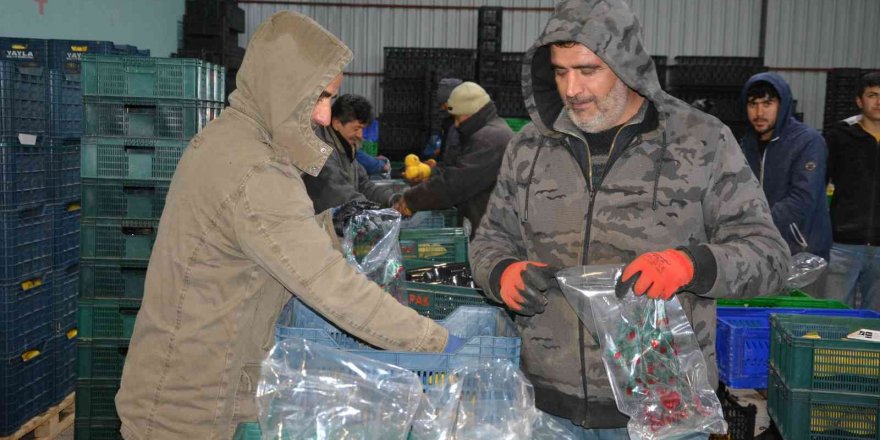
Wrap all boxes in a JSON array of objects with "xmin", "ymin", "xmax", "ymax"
[
  {"xmin": 234, "ymin": 162, "xmax": 448, "ymax": 352},
  {"xmin": 468, "ymin": 136, "xmax": 528, "ymax": 302},
  {"xmin": 355, "ymin": 162, "xmax": 398, "ymax": 207},
  {"xmin": 700, "ymin": 126, "xmax": 791, "ymax": 298}
]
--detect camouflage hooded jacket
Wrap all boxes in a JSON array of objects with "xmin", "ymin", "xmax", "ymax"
[{"xmin": 469, "ymin": 0, "xmax": 790, "ymax": 429}]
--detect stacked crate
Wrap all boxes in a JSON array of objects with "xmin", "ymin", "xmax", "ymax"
[
  {"xmin": 380, "ymin": 48, "xmax": 476, "ymax": 159},
  {"xmin": 178, "ymin": 0, "xmax": 246, "ymax": 101},
  {"xmin": 75, "ymin": 54, "xmax": 225, "ymax": 439}
]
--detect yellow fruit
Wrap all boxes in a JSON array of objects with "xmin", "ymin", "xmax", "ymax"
[
  {"xmin": 404, "ymin": 154, "xmax": 420, "ymax": 167},
  {"xmin": 404, "ymin": 166, "xmax": 421, "ymax": 181},
  {"xmin": 418, "ymin": 243, "xmax": 448, "ymax": 258},
  {"xmin": 425, "ymin": 159, "xmax": 437, "ymax": 167},
  {"xmin": 417, "ymin": 163, "xmax": 432, "ymax": 180}
]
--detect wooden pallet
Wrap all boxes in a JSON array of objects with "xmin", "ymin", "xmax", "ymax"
[{"xmin": 0, "ymin": 393, "xmax": 75, "ymax": 440}]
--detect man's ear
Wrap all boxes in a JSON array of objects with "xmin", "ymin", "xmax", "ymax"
[{"xmin": 331, "ymin": 118, "xmax": 342, "ymax": 131}]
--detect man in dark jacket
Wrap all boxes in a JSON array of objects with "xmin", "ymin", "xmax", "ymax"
[
  {"xmin": 469, "ymin": 0, "xmax": 789, "ymax": 436},
  {"xmin": 824, "ymin": 71, "xmax": 880, "ymax": 310},
  {"xmin": 396, "ymin": 82, "xmax": 513, "ymax": 236},
  {"xmin": 739, "ymin": 73, "xmax": 832, "ymax": 260},
  {"xmin": 304, "ymin": 94, "xmax": 399, "ymax": 214}
]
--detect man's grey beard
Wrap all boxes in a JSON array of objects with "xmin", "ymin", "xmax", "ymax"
[{"xmin": 566, "ymin": 78, "xmax": 630, "ymax": 133}]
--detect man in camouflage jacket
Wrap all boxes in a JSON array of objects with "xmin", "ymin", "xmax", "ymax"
[{"xmin": 469, "ymin": 0, "xmax": 790, "ymax": 435}]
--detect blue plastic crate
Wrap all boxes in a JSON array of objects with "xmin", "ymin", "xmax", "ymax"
[
  {"xmin": 48, "ymin": 71, "xmax": 83, "ymax": 140},
  {"xmin": 50, "ymin": 201, "xmax": 80, "ymax": 268},
  {"xmin": 716, "ymin": 307, "xmax": 880, "ymax": 389},
  {"xmin": 0, "ymin": 337, "xmax": 54, "ymax": 436},
  {"xmin": 276, "ymin": 299, "xmax": 520, "ymax": 388},
  {"xmin": 0, "ymin": 273, "xmax": 53, "ymax": 357},
  {"xmin": 51, "ymin": 331, "xmax": 77, "ymax": 404},
  {"xmin": 48, "ymin": 142, "xmax": 80, "ymax": 203},
  {"xmin": 0, "ymin": 205, "xmax": 53, "ymax": 280},
  {"xmin": 0, "ymin": 61, "xmax": 49, "ymax": 140},
  {"xmin": 48, "ymin": 39, "xmax": 114, "ymax": 75},
  {"xmin": 0, "ymin": 38, "xmax": 47, "ymax": 69},
  {"xmin": 0, "ymin": 143, "xmax": 52, "ymax": 208},
  {"xmin": 53, "ymin": 262, "xmax": 78, "ymax": 330}
]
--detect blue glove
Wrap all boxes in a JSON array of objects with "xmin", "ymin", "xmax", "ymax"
[{"xmin": 443, "ymin": 334, "xmax": 465, "ymax": 353}]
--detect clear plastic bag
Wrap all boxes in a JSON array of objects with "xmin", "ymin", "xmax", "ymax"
[
  {"xmin": 786, "ymin": 252, "xmax": 827, "ymax": 289},
  {"xmin": 256, "ymin": 337, "xmax": 423, "ymax": 440},
  {"xmin": 341, "ymin": 208, "xmax": 406, "ymax": 303},
  {"xmin": 556, "ymin": 265, "xmax": 727, "ymax": 440},
  {"xmin": 409, "ymin": 359, "xmax": 577, "ymax": 440}
]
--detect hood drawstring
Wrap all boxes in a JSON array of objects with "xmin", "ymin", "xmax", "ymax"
[
  {"xmin": 652, "ymin": 130, "xmax": 668, "ymax": 210},
  {"xmin": 521, "ymin": 143, "xmax": 544, "ymax": 224}
]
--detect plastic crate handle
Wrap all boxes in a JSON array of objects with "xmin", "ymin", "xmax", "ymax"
[
  {"xmin": 124, "ymin": 144, "xmax": 156, "ymax": 156},
  {"xmin": 121, "ymin": 225, "xmax": 155, "ymax": 236},
  {"xmin": 119, "ymin": 307, "xmax": 140, "ymax": 316},
  {"xmin": 21, "ymin": 349, "xmax": 41, "ymax": 362},
  {"xmin": 18, "ymin": 205, "xmax": 45, "ymax": 221},
  {"xmin": 66, "ymin": 328, "xmax": 78, "ymax": 340},
  {"xmin": 123, "ymin": 184, "xmax": 158, "ymax": 195}
]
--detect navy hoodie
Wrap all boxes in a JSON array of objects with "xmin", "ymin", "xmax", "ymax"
[{"xmin": 740, "ymin": 72, "xmax": 832, "ymax": 259}]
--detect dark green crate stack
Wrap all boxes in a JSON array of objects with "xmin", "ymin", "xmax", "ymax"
[
  {"xmin": 767, "ymin": 314, "xmax": 880, "ymax": 440},
  {"xmin": 76, "ymin": 55, "xmax": 225, "ymax": 439}
]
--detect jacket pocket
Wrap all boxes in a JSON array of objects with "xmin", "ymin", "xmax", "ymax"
[{"xmin": 231, "ymin": 362, "xmax": 262, "ymax": 426}]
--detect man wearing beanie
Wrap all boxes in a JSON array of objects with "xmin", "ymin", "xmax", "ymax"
[{"xmin": 395, "ymin": 81, "xmax": 514, "ymax": 237}]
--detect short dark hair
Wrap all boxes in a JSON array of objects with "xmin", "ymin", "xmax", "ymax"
[
  {"xmin": 331, "ymin": 94, "xmax": 373, "ymax": 125},
  {"xmin": 746, "ymin": 81, "xmax": 780, "ymax": 102},
  {"xmin": 857, "ymin": 71, "xmax": 880, "ymax": 97}
]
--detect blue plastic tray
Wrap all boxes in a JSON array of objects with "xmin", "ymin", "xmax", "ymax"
[
  {"xmin": 0, "ymin": 337, "xmax": 54, "ymax": 436},
  {"xmin": 50, "ymin": 201, "xmax": 80, "ymax": 268},
  {"xmin": 53, "ymin": 262, "xmax": 78, "ymax": 331},
  {"xmin": 48, "ymin": 142, "xmax": 80, "ymax": 203},
  {"xmin": 276, "ymin": 299, "xmax": 520, "ymax": 388},
  {"xmin": 716, "ymin": 307, "xmax": 880, "ymax": 389},
  {"xmin": 48, "ymin": 71, "xmax": 83, "ymax": 140},
  {"xmin": 0, "ymin": 60, "xmax": 48, "ymax": 140},
  {"xmin": 0, "ymin": 273, "xmax": 54, "ymax": 357},
  {"xmin": 51, "ymin": 332, "xmax": 77, "ymax": 404},
  {"xmin": 0, "ymin": 204, "xmax": 53, "ymax": 280},
  {"xmin": 0, "ymin": 143, "xmax": 52, "ymax": 209}
]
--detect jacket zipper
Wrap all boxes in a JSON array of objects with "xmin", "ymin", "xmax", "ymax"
[
  {"xmin": 557, "ymin": 121, "xmax": 635, "ymax": 420},
  {"xmin": 758, "ymin": 136, "xmax": 779, "ymax": 187}
]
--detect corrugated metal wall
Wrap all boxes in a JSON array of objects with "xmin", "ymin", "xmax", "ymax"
[{"xmin": 239, "ymin": 0, "xmax": 879, "ymax": 128}]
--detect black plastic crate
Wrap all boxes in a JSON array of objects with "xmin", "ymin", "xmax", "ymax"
[
  {"xmin": 491, "ymin": 84, "xmax": 528, "ymax": 118},
  {"xmin": 48, "ymin": 142, "xmax": 80, "ymax": 203},
  {"xmin": 0, "ymin": 38, "xmax": 47, "ymax": 69},
  {"xmin": 499, "ymin": 52, "xmax": 524, "ymax": 84},
  {"xmin": 47, "ymin": 39, "xmax": 114, "ymax": 75},
  {"xmin": 51, "ymin": 332, "xmax": 77, "ymax": 404},
  {"xmin": 0, "ymin": 61, "xmax": 49, "ymax": 139},
  {"xmin": 384, "ymin": 48, "xmax": 475, "ymax": 81},
  {"xmin": 183, "ymin": 31, "xmax": 241, "ymax": 54},
  {"xmin": 652, "ymin": 55, "xmax": 668, "ymax": 89},
  {"xmin": 184, "ymin": 9, "xmax": 246, "ymax": 35},
  {"xmin": 479, "ymin": 24, "xmax": 502, "ymax": 41},
  {"xmin": 478, "ymin": 39, "xmax": 503, "ymax": 56},
  {"xmin": 381, "ymin": 79, "xmax": 431, "ymax": 115},
  {"xmin": 185, "ymin": 0, "xmax": 246, "ymax": 33},
  {"xmin": 48, "ymin": 71, "xmax": 82, "ymax": 140},
  {"xmin": 717, "ymin": 384, "xmax": 757, "ymax": 440},
  {"xmin": 478, "ymin": 66, "xmax": 501, "ymax": 85},
  {"xmin": 674, "ymin": 56, "xmax": 764, "ymax": 67},
  {"xmin": 478, "ymin": 6, "xmax": 502, "ymax": 26},
  {"xmin": 668, "ymin": 64, "xmax": 768, "ymax": 88},
  {"xmin": 378, "ymin": 121, "xmax": 429, "ymax": 159},
  {"xmin": 0, "ymin": 272, "xmax": 53, "ymax": 357},
  {"xmin": 0, "ymin": 337, "xmax": 54, "ymax": 437},
  {"xmin": 0, "ymin": 204, "xmax": 53, "ymax": 280},
  {"xmin": 0, "ymin": 142, "xmax": 51, "ymax": 208},
  {"xmin": 51, "ymin": 201, "xmax": 80, "ymax": 268},
  {"xmin": 670, "ymin": 88, "xmax": 743, "ymax": 122},
  {"xmin": 176, "ymin": 47, "xmax": 244, "ymax": 71}
]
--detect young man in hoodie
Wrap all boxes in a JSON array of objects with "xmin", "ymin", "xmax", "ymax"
[
  {"xmin": 824, "ymin": 71, "xmax": 880, "ymax": 310},
  {"xmin": 396, "ymin": 82, "xmax": 514, "ymax": 237},
  {"xmin": 739, "ymin": 73, "xmax": 832, "ymax": 261},
  {"xmin": 469, "ymin": 0, "xmax": 790, "ymax": 437},
  {"xmin": 115, "ymin": 12, "xmax": 459, "ymax": 440},
  {"xmin": 304, "ymin": 93, "xmax": 398, "ymax": 214}
]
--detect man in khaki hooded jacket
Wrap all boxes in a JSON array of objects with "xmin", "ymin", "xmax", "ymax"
[{"xmin": 115, "ymin": 12, "xmax": 451, "ymax": 440}]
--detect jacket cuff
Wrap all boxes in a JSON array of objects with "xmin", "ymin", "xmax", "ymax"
[
  {"xmin": 486, "ymin": 258, "xmax": 519, "ymax": 302},
  {"xmin": 678, "ymin": 245, "xmax": 717, "ymax": 296}
]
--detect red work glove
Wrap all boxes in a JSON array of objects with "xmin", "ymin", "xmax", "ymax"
[
  {"xmin": 619, "ymin": 249, "xmax": 694, "ymax": 300},
  {"xmin": 500, "ymin": 261, "xmax": 559, "ymax": 316}
]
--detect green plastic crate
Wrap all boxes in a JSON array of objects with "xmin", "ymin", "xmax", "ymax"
[
  {"xmin": 81, "ymin": 136, "xmax": 189, "ymax": 181},
  {"xmin": 768, "ymin": 366, "xmax": 880, "ymax": 440},
  {"xmin": 82, "ymin": 55, "xmax": 225, "ymax": 102},
  {"xmin": 75, "ymin": 378, "xmax": 121, "ymax": 420},
  {"xmin": 505, "ymin": 117, "xmax": 530, "ymax": 133},
  {"xmin": 83, "ymin": 97, "xmax": 221, "ymax": 139},
  {"xmin": 75, "ymin": 417, "xmax": 122, "ymax": 440},
  {"xmin": 769, "ymin": 314, "xmax": 880, "ymax": 395},
  {"xmin": 82, "ymin": 178, "xmax": 170, "ymax": 220},
  {"xmin": 717, "ymin": 289, "xmax": 850, "ymax": 309},
  {"xmin": 77, "ymin": 339, "xmax": 129, "ymax": 380},
  {"xmin": 399, "ymin": 228, "xmax": 468, "ymax": 269},
  {"xmin": 362, "ymin": 140, "xmax": 378, "ymax": 157},
  {"xmin": 233, "ymin": 423, "xmax": 261, "ymax": 440},
  {"xmin": 77, "ymin": 298, "xmax": 141, "ymax": 339},
  {"xmin": 80, "ymin": 217, "xmax": 159, "ymax": 261},
  {"xmin": 80, "ymin": 258, "xmax": 148, "ymax": 300},
  {"xmin": 404, "ymin": 281, "xmax": 491, "ymax": 319}
]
